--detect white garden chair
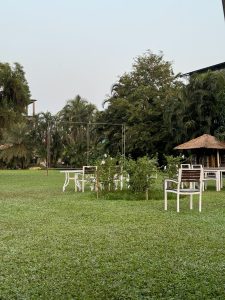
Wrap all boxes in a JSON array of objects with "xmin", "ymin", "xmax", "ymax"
[
  {"xmin": 77, "ymin": 166, "xmax": 97, "ymax": 192},
  {"xmin": 164, "ymin": 167, "xmax": 204, "ymax": 212}
]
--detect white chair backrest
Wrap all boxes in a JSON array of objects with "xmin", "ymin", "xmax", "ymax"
[
  {"xmin": 181, "ymin": 164, "xmax": 191, "ymax": 169},
  {"xmin": 192, "ymin": 164, "xmax": 203, "ymax": 169},
  {"xmin": 179, "ymin": 168, "xmax": 203, "ymax": 184},
  {"xmin": 83, "ymin": 166, "xmax": 97, "ymax": 175}
]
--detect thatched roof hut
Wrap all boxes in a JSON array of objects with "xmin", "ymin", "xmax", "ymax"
[
  {"xmin": 175, "ymin": 134, "xmax": 225, "ymax": 150},
  {"xmin": 174, "ymin": 134, "xmax": 225, "ymax": 167}
]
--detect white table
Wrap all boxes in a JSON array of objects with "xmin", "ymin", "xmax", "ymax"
[
  {"xmin": 60, "ymin": 170, "xmax": 83, "ymax": 192},
  {"xmin": 203, "ymin": 168, "xmax": 225, "ymax": 191}
]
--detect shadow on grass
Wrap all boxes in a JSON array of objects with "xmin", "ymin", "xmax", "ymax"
[{"xmin": 97, "ymin": 188, "xmax": 163, "ymax": 201}]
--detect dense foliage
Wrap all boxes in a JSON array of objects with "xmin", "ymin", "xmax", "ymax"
[
  {"xmin": 58, "ymin": 95, "xmax": 98, "ymax": 167},
  {"xmin": 182, "ymin": 71, "xmax": 225, "ymax": 140},
  {"xmin": 1, "ymin": 51, "xmax": 225, "ymax": 168},
  {"xmin": 0, "ymin": 63, "xmax": 31, "ymax": 129},
  {"xmin": 0, "ymin": 121, "xmax": 32, "ymax": 168},
  {"xmin": 125, "ymin": 156, "xmax": 158, "ymax": 195},
  {"xmin": 97, "ymin": 51, "xmax": 183, "ymax": 160}
]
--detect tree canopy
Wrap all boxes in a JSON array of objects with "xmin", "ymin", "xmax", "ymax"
[
  {"xmin": 0, "ymin": 62, "xmax": 31, "ymax": 129},
  {"xmin": 58, "ymin": 95, "xmax": 98, "ymax": 166},
  {"xmin": 1, "ymin": 55, "xmax": 225, "ymax": 168},
  {"xmin": 181, "ymin": 71, "xmax": 225, "ymax": 139},
  {"xmin": 97, "ymin": 51, "xmax": 183, "ymax": 159}
]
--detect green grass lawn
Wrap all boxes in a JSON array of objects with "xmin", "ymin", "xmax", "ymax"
[{"xmin": 1, "ymin": 170, "xmax": 225, "ymax": 299}]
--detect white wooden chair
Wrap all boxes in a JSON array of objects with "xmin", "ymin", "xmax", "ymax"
[{"xmin": 164, "ymin": 168, "xmax": 204, "ymax": 212}]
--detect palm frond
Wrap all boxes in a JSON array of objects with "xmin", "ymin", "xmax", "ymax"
[{"xmin": 222, "ymin": 0, "xmax": 225, "ymax": 20}]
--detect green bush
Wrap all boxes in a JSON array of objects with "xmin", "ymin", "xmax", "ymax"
[
  {"xmin": 95, "ymin": 155, "xmax": 158, "ymax": 200},
  {"xmin": 164, "ymin": 154, "xmax": 182, "ymax": 178},
  {"xmin": 125, "ymin": 156, "xmax": 158, "ymax": 198},
  {"xmin": 96, "ymin": 155, "xmax": 123, "ymax": 192}
]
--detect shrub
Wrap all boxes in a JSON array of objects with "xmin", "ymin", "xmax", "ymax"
[
  {"xmin": 164, "ymin": 154, "xmax": 182, "ymax": 178},
  {"xmin": 125, "ymin": 156, "xmax": 158, "ymax": 199},
  {"xmin": 96, "ymin": 155, "xmax": 123, "ymax": 192}
]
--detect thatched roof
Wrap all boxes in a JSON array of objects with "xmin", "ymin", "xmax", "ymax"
[{"xmin": 174, "ymin": 134, "xmax": 225, "ymax": 150}]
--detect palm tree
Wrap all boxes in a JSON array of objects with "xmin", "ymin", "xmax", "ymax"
[
  {"xmin": 30, "ymin": 112, "xmax": 64, "ymax": 167},
  {"xmin": 0, "ymin": 63, "xmax": 31, "ymax": 129},
  {"xmin": 0, "ymin": 121, "xmax": 33, "ymax": 168},
  {"xmin": 181, "ymin": 71, "xmax": 225, "ymax": 139},
  {"xmin": 222, "ymin": 0, "xmax": 225, "ymax": 20},
  {"xmin": 58, "ymin": 95, "xmax": 98, "ymax": 166}
]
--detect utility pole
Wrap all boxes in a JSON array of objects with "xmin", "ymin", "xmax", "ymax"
[
  {"xmin": 46, "ymin": 123, "xmax": 51, "ymax": 176},
  {"xmin": 123, "ymin": 124, "xmax": 126, "ymax": 159},
  {"xmin": 122, "ymin": 124, "xmax": 126, "ymax": 160},
  {"xmin": 86, "ymin": 122, "xmax": 90, "ymax": 165}
]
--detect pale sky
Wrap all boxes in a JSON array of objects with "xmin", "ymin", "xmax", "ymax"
[{"xmin": 1, "ymin": 0, "xmax": 225, "ymax": 114}]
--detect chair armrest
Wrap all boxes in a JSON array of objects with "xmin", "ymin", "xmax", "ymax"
[
  {"xmin": 165, "ymin": 179, "xmax": 178, "ymax": 184},
  {"xmin": 164, "ymin": 179, "xmax": 178, "ymax": 189}
]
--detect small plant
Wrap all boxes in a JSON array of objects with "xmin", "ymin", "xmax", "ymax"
[
  {"xmin": 125, "ymin": 155, "xmax": 158, "ymax": 199},
  {"xmin": 96, "ymin": 154, "xmax": 123, "ymax": 192},
  {"xmin": 164, "ymin": 154, "xmax": 182, "ymax": 178},
  {"xmin": 95, "ymin": 155, "xmax": 158, "ymax": 200}
]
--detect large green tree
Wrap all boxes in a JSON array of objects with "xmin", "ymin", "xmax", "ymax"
[
  {"xmin": 0, "ymin": 62, "xmax": 31, "ymax": 129},
  {"xmin": 0, "ymin": 63, "xmax": 30, "ymax": 143},
  {"xmin": 97, "ymin": 51, "xmax": 183, "ymax": 159},
  {"xmin": 0, "ymin": 62, "xmax": 32, "ymax": 167}
]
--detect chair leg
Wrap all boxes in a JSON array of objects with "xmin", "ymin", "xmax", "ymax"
[
  {"xmin": 74, "ymin": 174, "xmax": 77, "ymax": 192},
  {"xmin": 199, "ymin": 193, "xmax": 202, "ymax": 212},
  {"xmin": 177, "ymin": 193, "xmax": 180, "ymax": 212},
  {"xmin": 216, "ymin": 173, "xmax": 220, "ymax": 191},
  {"xmin": 190, "ymin": 195, "xmax": 193, "ymax": 210},
  {"xmin": 164, "ymin": 190, "xmax": 167, "ymax": 211}
]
